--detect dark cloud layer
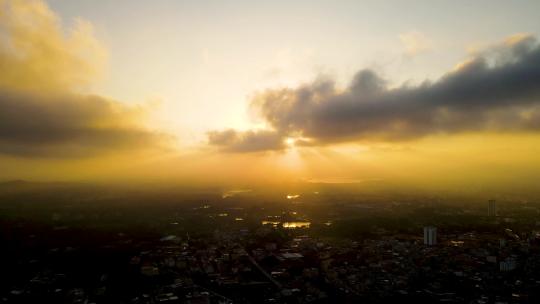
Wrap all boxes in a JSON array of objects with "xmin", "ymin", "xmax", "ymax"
[
  {"xmin": 0, "ymin": 0, "xmax": 170, "ymax": 158},
  {"xmin": 209, "ymin": 35, "xmax": 540, "ymax": 152},
  {"xmin": 0, "ymin": 89, "xmax": 168, "ymax": 157},
  {"xmin": 207, "ymin": 129, "xmax": 284, "ymax": 152}
]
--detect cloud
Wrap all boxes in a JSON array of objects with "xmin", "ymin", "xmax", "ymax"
[
  {"xmin": 0, "ymin": 0, "xmax": 107, "ymax": 92},
  {"xmin": 0, "ymin": 0, "xmax": 170, "ymax": 157},
  {"xmin": 209, "ymin": 34, "xmax": 540, "ymax": 152},
  {"xmin": 207, "ymin": 129, "xmax": 284, "ymax": 152},
  {"xmin": 0, "ymin": 89, "xmax": 170, "ymax": 157},
  {"xmin": 399, "ymin": 31, "xmax": 431, "ymax": 56}
]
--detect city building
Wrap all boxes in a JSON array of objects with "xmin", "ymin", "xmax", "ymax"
[
  {"xmin": 499, "ymin": 258, "xmax": 516, "ymax": 272},
  {"xmin": 488, "ymin": 200, "xmax": 497, "ymax": 216},
  {"xmin": 424, "ymin": 226, "xmax": 437, "ymax": 246}
]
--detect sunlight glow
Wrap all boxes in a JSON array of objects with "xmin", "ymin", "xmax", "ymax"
[{"xmin": 285, "ymin": 137, "xmax": 296, "ymax": 147}]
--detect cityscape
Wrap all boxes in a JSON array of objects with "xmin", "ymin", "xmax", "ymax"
[
  {"xmin": 2, "ymin": 0, "xmax": 540, "ymax": 303},
  {"xmin": 3, "ymin": 183, "xmax": 540, "ymax": 303}
]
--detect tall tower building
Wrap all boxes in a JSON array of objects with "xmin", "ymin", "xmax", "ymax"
[
  {"xmin": 488, "ymin": 200, "xmax": 497, "ymax": 216},
  {"xmin": 424, "ymin": 226, "xmax": 437, "ymax": 246}
]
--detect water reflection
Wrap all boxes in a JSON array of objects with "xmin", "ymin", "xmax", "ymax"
[
  {"xmin": 283, "ymin": 221, "xmax": 310, "ymax": 228},
  {"xmin": 261, "ymin": 221, "xmax": 311, "ymax": 228},
  {"xmin": 222, "ymin": 189, "xmax": 252, "ymax": 198},
  {"xmin": 261, "ymin": 220, "xmax": 281, "ymax": 227}
]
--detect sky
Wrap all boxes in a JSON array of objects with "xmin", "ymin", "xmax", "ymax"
[{"xmin": 1, "ymin": 0, "xmax": 540, "ymax": 192}]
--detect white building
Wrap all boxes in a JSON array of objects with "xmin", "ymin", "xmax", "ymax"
[
  {"xmin": 488, "ymin": 200, "xmax": 497, "ymax": 216},
  {"xmin": 499, "ymin": 257, "xmax": 516, "ymax": 271},
  {"xmin": 424, "ymin": 226, "xmax": 437, "ymax": 246}
]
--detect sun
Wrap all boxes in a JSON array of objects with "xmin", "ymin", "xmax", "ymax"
[{"xmin": 285, "ymin": 137, "xmax": 296, "ymax": 146}]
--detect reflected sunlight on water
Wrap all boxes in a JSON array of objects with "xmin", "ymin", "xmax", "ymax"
[
  {"xmin": 283, "ymin": 221, "xmax": 310, "ymax": 228},
  {"xmin": 262, "ymin": 221, "xmax": 311, "ymax": 228}
]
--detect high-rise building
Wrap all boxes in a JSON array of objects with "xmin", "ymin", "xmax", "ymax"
[
  {"xmin": 488, "ymin": 200, "xmax": 497, "ymax": 216},
  {"xmin": 424, "ymin": 226, "xmax": 437, "ymax": 246},
  {"xmin": 499, "ymin": 257, "xmax": 516, "ymax": 271}
]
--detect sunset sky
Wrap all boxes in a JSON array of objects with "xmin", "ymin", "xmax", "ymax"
[{"xmin": 1, "ymin": 0, "xmax": 540, "ymax": 191}]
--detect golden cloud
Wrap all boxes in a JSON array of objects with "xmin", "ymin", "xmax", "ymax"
[{"xmin": 0, "ymin": 0, "xmax": 171, "ymax": 157}]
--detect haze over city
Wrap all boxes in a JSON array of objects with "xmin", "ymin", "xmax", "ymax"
[
  {"xmin": 2, "ymin": 1, "xmax": 540, "ymax": 303},
  {"xmin": 0, "ymin": 0, "xmax": 539, "ymax": 193}
]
